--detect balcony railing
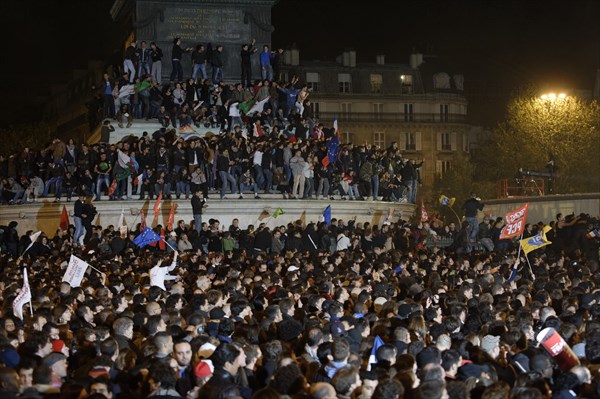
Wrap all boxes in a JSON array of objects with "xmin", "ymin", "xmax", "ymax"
[{"xmin": 316, "ymin": 112, "xmax": 466, "ymax": 123}]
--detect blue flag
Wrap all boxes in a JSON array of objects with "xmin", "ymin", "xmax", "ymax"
[
  {"xmin": 368, "ymin": 335, "xmax": 385, "ymax": 371},
  {"xmin": 327, "ymin": 136, "xmax": 339, "ymax": 165},
  {"xmin": 323, "ymin": 205, "xmax": 332, "ymax": 225},
  {"xmin": 133, "ymin": 227, "xmax": 161, "ymax": 248}
]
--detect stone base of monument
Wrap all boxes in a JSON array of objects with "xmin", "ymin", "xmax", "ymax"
[{"xmin": 1, "ymin": 197, "xmax": 416, "ymax": 237}]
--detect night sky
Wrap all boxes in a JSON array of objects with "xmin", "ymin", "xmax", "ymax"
[{"xmin": 1, "ymin": 0, "xmax": 598, "ymax": 127}]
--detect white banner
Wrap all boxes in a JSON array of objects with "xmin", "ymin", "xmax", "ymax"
[
  {"xmin": 13, "ymin": 268, "xmax": 32, "ymax": 320},
  {"xmin": 62, "ymin": 255, "xmax": 90, "ymax": 288}
]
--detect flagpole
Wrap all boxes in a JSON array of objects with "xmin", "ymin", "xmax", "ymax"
[
  {"xmin": 448, "ymin": 205, "xmax": 462, "ymax": 226},
  {"xmin": 161, "ymin": 238, "xmax": 177, "ymax": 252},
  {"xmin": 29, "ymin": 301, "xmax": 34, "ymax": 317},
  {"xmin": 516, "ymin": 232, "xmax": 524, "ymax": 260},
  {"xmin": 524, "ymin": 255, "xmax": 535, "ymax": 281}
]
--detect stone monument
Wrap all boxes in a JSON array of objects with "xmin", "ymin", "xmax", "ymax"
[{"xmin": 111, "ymin": 0, "xmax": 277, "ymax": 82}]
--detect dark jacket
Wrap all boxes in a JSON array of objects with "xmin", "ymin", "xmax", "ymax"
[
  {"xmin": 191, "ymin": 195, "xmax": 206, "ymax": 215},
  {"xmin": 197, "ymin": 370, "xmax": 240, "ymax": 399}
]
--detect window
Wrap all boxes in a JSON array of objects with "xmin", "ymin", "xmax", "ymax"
[
  {"xmin": 312, "ymin": 102, "xmax": 320, "ymax": 117},
  {"xmin": 404, "ymin": 103, "xmax": 414, "ymax": 122},
  {"xmin": 280, "ymin": 72, "xmax": 289, "ymax": 83},
  {"xmin": 306, "ymin": 72, "xmax": 320, "ymax": 92},
  {"xmin": 436, "ymin": 160, "xmax": 452, "ymax": 176},
  {"xmin": 341, "ymin": 131, "xmax": 354, "ymax": 144},
  {"xmin": 373, "ymin": 103, "xmax": 383, "ymax": 121},
  {"xmin": 370, "ymin": 74, "xmax": 383, "ymax": 93},
  {"xmin": 401, "ymin": 74, "xmax": 413, "ymax": 94},
  {"xmin": 463, "ymin": 133, "xmax": 470, "ymax": 153},
  {"xmin": 440, "ymin": 104, "xmax": 449, "ymax": 122},
  {"xmin": 373, "ymin": 132, "xmax": 385, "ymax": 148},
  {"xmin": 400, "ymin": 132, "xmax": 422, "ymax": 151},
  {"xmin": 338, "ymin": 73, "xmax": 352, "ymax": 93},
  {"xmin": 438, "ymin": 132, "xmax": 456, "ymax": 151}
]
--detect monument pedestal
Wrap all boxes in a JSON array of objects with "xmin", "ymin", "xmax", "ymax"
[{"xmin": 112, "ymin": 0, "xmax": 277, "ymax": 83}]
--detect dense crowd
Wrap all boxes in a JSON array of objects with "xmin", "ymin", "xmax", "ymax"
[
  {"xmin": 3, "ymin": 31, "xmax": 600, "ymax": 399},
  {"xmin": 0, "ymin": 207, "xmax": 598, "ymax": 399},
  {"xmin": 0, "ymin": 37, "xmax": 428, "ymax": 206},
  {"xmin": 0, "ymin": 132, "xmax": 422, "ymax": 205}
]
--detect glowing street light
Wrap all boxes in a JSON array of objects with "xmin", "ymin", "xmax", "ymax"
[{"xmin": 540, "ymin": 92, "xmax": 567, "ymax": 101}]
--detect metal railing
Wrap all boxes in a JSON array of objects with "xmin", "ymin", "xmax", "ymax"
[
  {"xmin": 316, "ymin": 112, "xmax": 467, "ymax": 123},
  {"xmin": 497, "ymin": 178, "xmax": 546, "ymax": 198}
]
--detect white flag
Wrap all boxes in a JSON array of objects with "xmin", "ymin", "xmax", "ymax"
[
  {"xmin": 13, "ymin": 268, "xmax": 32, "ymax": 320},
  {"xmin": 117, "ymin": 149, "xmax": 131, "ymax": 169},
  {"xmin": 118, "ymin": 208, "xmax": 125, "ymax": 229},
  {"xmin": 62, "ymin": 255, "xmax": 90, "ymax": 288},
  {"xmin": 23, "ymin": 231, "xmax": 42, "ymax": 255},
  {"xmin": 246, "ymin": 96, "xmax": 270, "ymax": 116}
]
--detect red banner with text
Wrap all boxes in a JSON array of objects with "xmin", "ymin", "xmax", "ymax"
[{"xmin": 499, "ymin": 203, "xmax": 529, "ymax": 239}]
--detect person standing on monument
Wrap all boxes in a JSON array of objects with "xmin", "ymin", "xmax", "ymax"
[
  {"xmin": 150, "ymin": 42, "xmax": 163, "ymax": 85},
  {"xmin": 240, "ymin": 38, "xmax": 257, "ymax": 88},
  {"xmin": 123, "ymin": 41, "xmax": 137, "ymax": 83},
  {"xmin": 192, "ymin": 44, "xmax": 208, "ymax": 81},
  {"xmin": 212, "ymin": 45, "xmax": 224, "ymax": 85},
  {"xmin": 171, "ymin": 38, "xmax": 192, "ymax": 83},
  {"xmin": 260, "ymin": 45, "xmax": 273, "ymax": 81},
  {"xmin": 136, "ymin": 40, "xmax": 151, "ymax": 79}
]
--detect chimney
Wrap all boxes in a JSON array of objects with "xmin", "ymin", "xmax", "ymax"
[
  {"xmin": 290, "ymin": 48, "xmax": 299, "ymax": 66},
  {"xmin": 409, "ymin": 53, "xmax": 423, "ymax": 69},
  {"xmin": 376, "ymin": 55, "xmax": 385, "ymax": 65},
  {"xmin": 342, "ymin": 52, "xmax": 350, "ymax": 67}
]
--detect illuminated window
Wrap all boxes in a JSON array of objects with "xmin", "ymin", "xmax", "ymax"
[
  {"xmin": 401, "ymin": 74, "xmax": 413, "ymax": 94},
  {"xmin": 370, "ymin": 74, "xmax": 383, "ymax": 93}
]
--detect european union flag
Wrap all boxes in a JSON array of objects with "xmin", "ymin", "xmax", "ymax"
[
  {"xmin": 327, "ymin": 136, "xmax": 339, "ymax": 165},
  {"xmin": 133, "ymin": 227, "xmax": 161, "ymax": 248},
  {"xmin": 323, "ymin": 205, "xmax": 332, "ymax": 225}
]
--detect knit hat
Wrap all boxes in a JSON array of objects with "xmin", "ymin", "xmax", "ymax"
[
  {"xmin": 42, "ymin": 352, "xmax": 66, "ymax": 367},
  {"xmin": 0, "ymin": 347, "xmax": 20, "ymax": 368},
  {"xmin": 481, "ymin": 335, "xmax": 500, "ymax": 353},
  {"xmin": 194, "ymin": 360, "xmax": 214, "ymax": 378},
  {"xmin": 51, "ymin": 339, "xmax": 66, "ymax": 353}
]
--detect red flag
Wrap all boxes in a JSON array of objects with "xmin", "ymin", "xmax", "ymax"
[
  {"xmin": 139, "ymin": 209, "xmax": 147, "ymax": 232},
  {"xmin": 420, "ymin": 200, "xmax": 429, "ymax": 222},
  {"xmin": 153, "ymin": 191, "xmax": 163, "ymax": 217},
  {"xmin": 500, "ymin": 203, "xmax": 529, "ymax": 239},
  {"xmin": 159, "ymin": 228, "xmax": 166, "ymax": 251},
  {"xmin": 321, "ymin": 156, "xmax": 330, "ymax": 167},
  {"xmin": 107, "ymin": 180, "xmax": 117, "ymax": 196},
  {"xmin": 167, "ymin": 203, "xmax": 177, "ymax": 231},
  {"xmin": 60, "ymin": 205, "xmax": 69, "ymax": 230}
]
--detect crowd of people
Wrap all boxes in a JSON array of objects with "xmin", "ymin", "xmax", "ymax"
[
  {"xmin": 0, "ymin": 200, "xmax": 598, "ymax": 399},
  {"xmin": 0, "ymin": 130, "xmax": 423, "ymax": 205},
  {"xmin": 2, "ymin": 32, "xmax": 600, "ymax": 399}
]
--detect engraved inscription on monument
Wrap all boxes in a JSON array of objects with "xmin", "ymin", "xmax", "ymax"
[{"xmin": 159, "ymin": 7, "xmax": 251, "ymax": 43}]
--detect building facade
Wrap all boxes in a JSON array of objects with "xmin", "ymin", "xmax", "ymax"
[{"xmin": 280, "ymin": 51, "xmax": 472, "ymax": 187}]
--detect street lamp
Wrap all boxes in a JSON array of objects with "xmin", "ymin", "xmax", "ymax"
[{"xmin": 540, "ymin": 92, "xmax": 567, "ymax": 101}]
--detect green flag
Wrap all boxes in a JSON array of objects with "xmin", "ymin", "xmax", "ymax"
[{"xmin": 273, "ymin": 208, "xmax": 285, "ymax": 218}]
